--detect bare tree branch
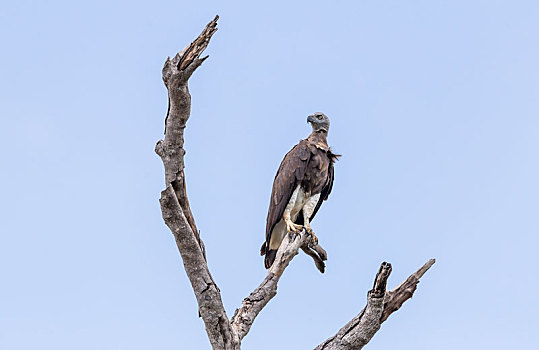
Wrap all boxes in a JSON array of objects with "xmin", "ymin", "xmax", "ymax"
[
  {"xmin": 315, "ymin": 259, "xmax": 435, "ymax": 350},
  {"xmin": 156, "ymin": 16, "xmax": 237, "ymax": 350},
  {"xmin": 301, "ymin": 245, "xmax": 326, "ymax": 273},
  {"xmin": 160, "ymin": 185, "xmax": 234, "ymax": 349},
  {"xmin": 156, "ymin": 15, "xmax": 219, "ymax": 260},
  {"xmin": 230, "ymin": 230, "xmax": 321, "ymax": 340},
  {"xmin": 155, "ymin": 16, "xmax": 435, "ymax": 350},
  {"xmin": 381, "ymin": 258, "xmax": 435, "ymax": 323}
]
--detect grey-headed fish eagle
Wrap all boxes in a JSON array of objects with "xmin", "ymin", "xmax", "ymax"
[{"xmin": 260, "ymin": 112, "xmax": 339, "ymax": 271}]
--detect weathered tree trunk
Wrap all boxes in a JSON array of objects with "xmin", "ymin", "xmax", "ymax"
[{"xmin": 155, "ymin": 16, "xmax": 435, "ymax": 350}]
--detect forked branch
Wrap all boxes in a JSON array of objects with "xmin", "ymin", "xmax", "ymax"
[
  {"xmin": 156, "ymin": 15, "xmax": 220, "ymax": 260},
  {"xmin": 156, "ymin": 16, "xmax": 435, "ymax": 350},
  {"xmin": 315, "ymin": 259, "xmax": 436, "ymax": 350}
]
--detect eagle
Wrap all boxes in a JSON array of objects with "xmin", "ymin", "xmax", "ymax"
[{"xmin": 260, "ymin": 112, "xmax": 339, "ymax": 270}]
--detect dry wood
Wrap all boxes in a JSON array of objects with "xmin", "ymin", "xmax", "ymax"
[
  {"xmin": 230, "ymin": 229, "xmax": 320, "ymax": 340},
  {"xmin": 156, "ymin": 15, "xmax": 219, "ymax": 260},
  {"xmin": 160, "ymin": 186, "xmax": 234, "ymax": 349},
  {"xmin": 315, "ymin": 260, "xmax": 435, "ymax": 350},
  {"xmin": 156, "ymin": 15, "xmax": 234, "ymax": 349},
  {"xmin": 155, "ymin": 16, "xmax": 435, "ymax": 350}
]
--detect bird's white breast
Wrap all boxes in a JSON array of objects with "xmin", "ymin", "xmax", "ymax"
[
  {"xmin": 290, "ymin": 185, "xmax": 307, "ymax": 221},
  {"xmin": 269, "ymin": 185, "xmax": 309, "ymax": 250}
]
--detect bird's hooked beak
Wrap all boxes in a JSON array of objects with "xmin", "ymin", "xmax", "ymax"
[{"xmin": 307, "ymin": 114, "xmax": 316, "ymax": 124}]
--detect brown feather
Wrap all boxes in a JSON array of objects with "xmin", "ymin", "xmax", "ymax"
[
  {"xmin": 265, "ymin": 140, "xmax": 311, "ymax": 249},
  {"xmin": 262, "ymin": 135, "xmax": 339, "ymax": 268}
]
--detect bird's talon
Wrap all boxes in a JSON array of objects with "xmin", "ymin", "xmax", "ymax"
[
  {"xmin": 288, "ymin": 231, "xmax": 296, "ymax": 241},
  {"xmin": 286, "ymin": 221, "xmax": 303, "ymax": 234},
  {"xmin": 310, "ymin": 233, "xmax": 319, "ymax": 246}
]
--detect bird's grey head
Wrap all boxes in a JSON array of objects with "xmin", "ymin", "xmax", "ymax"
[{"xmin": 307, "ymin": 112, "xmax": 330, "ymax": 132}]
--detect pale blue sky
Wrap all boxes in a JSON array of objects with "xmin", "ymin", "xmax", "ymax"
[{"xmin": 1, "ymin": 1, "xmax": 538, "ymax": 349}]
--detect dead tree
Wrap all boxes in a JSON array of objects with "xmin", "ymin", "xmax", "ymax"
[{"xmin": 155, "ymin": 16, "xmax": 435, "ymax": 350}]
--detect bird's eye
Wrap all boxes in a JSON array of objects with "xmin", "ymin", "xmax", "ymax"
[{"xmin": 317, "ymin": 115, "xmax": 323, "ymax": 120}]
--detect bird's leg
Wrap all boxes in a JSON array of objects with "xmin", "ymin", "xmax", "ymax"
[
  {"xmin": 303, "ymin": 194, "xmax": 321, "ymax": 247},
  {"xmin": 283, "ymin": 186, "xmax": 303, "ymax": 239},
  {"xmin": 284, "ymin": 212, "xmax": 303, "ymax": 239},
  {"xmin": 302, "ymin": 216, "xmax": 316, "ymax": 244}
]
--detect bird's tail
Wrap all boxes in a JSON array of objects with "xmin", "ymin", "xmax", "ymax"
[
  {"xmin": 260, "ymin": 241, "xmax": 277, "ymax": 269},
  {"xmin": 264, "ymin": 250, "xmax": 277, "ymax": 269}
]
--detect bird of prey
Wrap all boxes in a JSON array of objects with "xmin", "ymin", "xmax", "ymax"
[{"xmin": 260, "ymin": 112, "xmax": 339, "ymax": 270}]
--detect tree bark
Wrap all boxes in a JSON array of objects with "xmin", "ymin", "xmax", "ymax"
[
  {"xmin": 156, "ymin": 16, "xmax": 236, "ymax": 349},
  {"xmin": 315, "ymin": 260, "xmax": 435, "ymax": 350},
  {"xmin": 155, "ymin": 16, "xmax": 435, "ymax": 350},
  {"xmin": 230, "ymin": 229, "xmax": 318, "ymax": 340}
]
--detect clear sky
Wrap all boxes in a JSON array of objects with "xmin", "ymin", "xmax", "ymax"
[{"xmin": 1, "ymin": 1, "xmax": 538, "ymax": 349}]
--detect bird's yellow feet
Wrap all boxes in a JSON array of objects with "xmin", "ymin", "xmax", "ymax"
[
  {"xmin": 285, "ymin": 219, "xmax": 303, "ymax": 240},
  {"xmin": 285, "ymin": 219, "xmax": 303, "ymax": 234},
  {"xmin": 303, "ymin": 224, "xmax": 318, "ymax": 246},
  {"xmin": 310, "ymin": 232, "xmax": 319, "ymax": 246}
]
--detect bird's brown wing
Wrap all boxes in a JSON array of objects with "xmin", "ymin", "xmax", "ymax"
[
  {"xmin": 263, "ymin": 140, "xmax": 312, "ymax": 252},
  {"xmin": 309, "ymin": 150, "xmax": 339, "ymax": 221}
]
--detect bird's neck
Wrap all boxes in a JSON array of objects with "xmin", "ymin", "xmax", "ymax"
[{"xmin": 307, "ymin": 129, "xmax": 329, "ymax": 148}]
